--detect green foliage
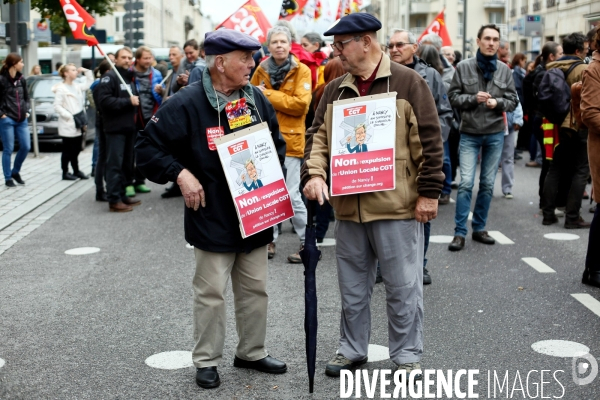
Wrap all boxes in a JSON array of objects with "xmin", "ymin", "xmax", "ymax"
[{"xmin": 31, "ymin": 0, "xmax": 116, "ymax": 37}]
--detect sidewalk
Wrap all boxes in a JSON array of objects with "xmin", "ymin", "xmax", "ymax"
[{"xmin": 0, "ymin": 147, "xmax": 94, "ymax": 256}]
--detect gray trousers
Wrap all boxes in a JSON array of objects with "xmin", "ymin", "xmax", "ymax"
[
  {"xmin": 501, "ymin": 130, "xmax": 516, "ymax": 195},
  {"xmin": 335, "ymin": 219, "xmax": 424, "ymax": 366}
]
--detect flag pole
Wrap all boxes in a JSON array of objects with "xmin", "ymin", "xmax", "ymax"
[{"xmin": 95, "ymin": 44, "xmax": 134, "ymax": 97}]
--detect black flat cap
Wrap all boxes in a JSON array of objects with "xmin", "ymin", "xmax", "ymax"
[
  {"xmin": 323, "ymin": 13, "xmax": 382, "ymax": 36},
  {"xmin": 204, "ymin": 29, "xmax": 261, "ymax": 55}
]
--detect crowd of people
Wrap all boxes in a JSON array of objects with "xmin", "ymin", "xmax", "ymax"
[{"xmin": 0, "ymin": 11, "xmax": 598, "ymax": 391}]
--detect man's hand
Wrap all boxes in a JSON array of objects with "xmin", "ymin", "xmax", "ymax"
[
  {"xmin": 476, "ymin": 91, "xmax": 492, "ymax": 104},
  {"xmin": 415, "ymin": 196, "xmax": 438, "ymax": 223},
  {"xmin": 486, "ymin": 98, "xmax": 498, "ymax": 109},
  {"xmin": 303, "ymin": 177, "xmax": 329, "ymax": 206},
  {"xmin": 130, "ymin": 95, "xmax": 140, "ymax": 106},
  {"xmin": 177, "ymin": 71, "xmax": 189, "ymax": 86},
  {"xmin": 177, "ymin": 169, "xmax": 206, "ymax": 211},
  {"xmin": 154, "ymin": 84, "xmax": 163, "ymax": 95},
  {"xmin": 513, "ymin": 124, "xmax": 521, "ymax": 131}
]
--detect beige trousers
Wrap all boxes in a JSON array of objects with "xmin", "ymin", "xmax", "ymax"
[{"xmin": 192, "ymin": 246, "xmax": 269, "ymax": 368}]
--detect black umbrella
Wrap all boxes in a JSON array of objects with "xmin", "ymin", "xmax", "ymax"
[{"xmin": 299, "ymin": 201, "xmax": 322, "ymax": 393}]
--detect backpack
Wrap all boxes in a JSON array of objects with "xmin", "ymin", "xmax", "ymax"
[{"xmin": 536, "ymin": 61, "xmax": 583, "ymax": 125}]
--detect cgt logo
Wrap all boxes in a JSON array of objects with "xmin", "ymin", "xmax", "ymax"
[
  {"xmin": 572, "ymin": 353, "xmax": 598, "ymax": 386},
  {"xmin": 61, "ymin": 0, "xmax": 85, "ymax": 32},
  {"xmin": 344, "ymin": 106, "xmax": 366, "ymax": 117},
  {"xmin": 228, "ymin": 140, "xmax": 249, "ymax": 155}
]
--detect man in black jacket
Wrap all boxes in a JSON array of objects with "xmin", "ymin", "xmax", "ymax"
[
  {"xmin": 136, "ymin": 29, "xmax": 287, "ymax": 390},
  {"xmin": 96, "ymin": 47, "xmax": 140, "ymax": 212}
]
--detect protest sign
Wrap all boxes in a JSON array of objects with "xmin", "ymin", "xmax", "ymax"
[
  {"xmin": 215, "ymin": 122, "xmax": 294, "ymax": 238},
  {"xmin": 330, "ymin": 92, "xmax": 397, "ymax": 196}
]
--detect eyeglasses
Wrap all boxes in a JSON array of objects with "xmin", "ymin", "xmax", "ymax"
[
  {"xmin": 330, "ymin": 36, "xmax": 363, "ymax": 52},
  {"xmin": 387, "ymin": 42, "xmax": 414, "ymax": 50}
]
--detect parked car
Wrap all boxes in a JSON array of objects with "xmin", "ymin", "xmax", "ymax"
[{"xmin": 26, "ymin": 74, "xmax": 96, "ymax": 145}]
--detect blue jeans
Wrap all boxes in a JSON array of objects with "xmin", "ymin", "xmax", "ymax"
[
  {"xmin": 454, "ymin": 132, "xmax": 504, "ymax": 237},
  {"xmin": 0, "ymin": 117, "xmax": 30, "ymax": 181},
  {"xmin": 442, "ymin": 140, "xmax": 452, "ymax": 195}
]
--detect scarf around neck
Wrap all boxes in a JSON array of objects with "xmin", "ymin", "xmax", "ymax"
[
  {"xmin": 476, "ymin": 49, "xmax": 498, "ymax": 82},
  {"xmin": 202, "ymin": 67, "xmax": 257, "ymax": 113},
  {"xmin": 268, "ymin": 55, "xmax": 292, "ymax": 90}
]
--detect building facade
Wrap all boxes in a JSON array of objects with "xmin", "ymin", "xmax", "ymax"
[{"xmin": 95, "ymin": 0, "xmax": 211, "ymax": 48}]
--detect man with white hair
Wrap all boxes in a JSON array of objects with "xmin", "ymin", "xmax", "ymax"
[
  {"xmin": 498, "ymin": 40, "xmax": 511, "ymax": 64},
  {"xmin": 441, "ymin": 46, "xmax": 455, "ymax": 65},
  {"xmin": 420, "ymin": 33, "xmax": 455, "ymax": 89},
  {"xmin": 136, "ymin": 29, "xmax": 288, "ymax": 389}
]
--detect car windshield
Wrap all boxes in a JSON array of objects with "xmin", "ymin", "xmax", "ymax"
[{"xmin": 32, "ymin": 79, "xmax": 60, "ymax": 99}]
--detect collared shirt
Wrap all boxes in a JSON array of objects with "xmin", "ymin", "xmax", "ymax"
[{"xmin": 356, "ymin": 56, "xmax": 382, "ymax": 96}]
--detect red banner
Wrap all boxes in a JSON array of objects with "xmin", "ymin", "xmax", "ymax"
[
  {"xmin": 236, "ymin": 179, "xmax": 294, "ymax": 237},
  {"xmin": 59, "ymin": 0, "xmax": 99, "ymax": 46},
  {"xmin": 330, "ymin": 149, "xmax": 395, "ymax": 196},
  {"xmin": 216, "ymin": 0, "xmax": 272, "ymax": 44},
  {"xmin": 279, "ymin": 0, "xmax": 309, "ymax": 20},
  {"xmin": 418, "ymin": 9, "xmax": 452, "ymax": 47},
  {"xmin": 336, "ymin": 0, "xmax": 362, "ymax": 19}
]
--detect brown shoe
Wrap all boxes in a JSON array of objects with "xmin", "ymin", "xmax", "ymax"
[
  {"xmin": 288, "ymin": 245, "xmax": 304, "ymax": 263},
  {"xmin": 122, "ymin": 197, "xmax": 142, "ymax": 206},
  {"xmin": 525, "ymin": 161, "xmax": 541, "ymax": 168},
  {"xmin": 109, "ymin": 202, "xmax": 133, "ymax": 212},
  {"xmin": 564, "ymin": 217, "xmax": 591, "ymax": 229},
  {"xmin": 267, "ymin": 242, "xmax": 276, "ymax": 259},
  {"xmin": 438, "ymin": 193, "xmax": 450, "ymax": 205}
]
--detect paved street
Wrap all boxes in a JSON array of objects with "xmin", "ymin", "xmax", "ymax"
[{"xmin": 0, "ymin": 149, "xmax": 598, "ymax": 399}]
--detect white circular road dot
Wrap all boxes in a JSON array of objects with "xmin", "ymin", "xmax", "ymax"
[
  {"xmin": 367, "ymin": 344, "xmax": 389, "ymax": 362},
  {"xmin": 0, "ymin": 358, "xmax": 5, "ymax": 368},
  {"xmin": 64, "ymin": 247, "xmax": 100, "ymax": 255},
  {"xmin": 317, "ymin": 238, "xmax": 336, "ymax": 247},
  {"xmin": 429, "ymin": 235, "xmax": 454, "ymax": 243},
  {"xmin": 186, "ymin": 243, "xmax": 194, "ymax": 249},
  {"xmin": 145, "ymin": 351, "xmax": 193, "ymax": 370},
  {"xmin": 531, "ymin": 340, "xmax": 589, "ymax": 358},
  {"xmin": 543, "ymin": 233, "xmax": 580, "ymax": 241}
]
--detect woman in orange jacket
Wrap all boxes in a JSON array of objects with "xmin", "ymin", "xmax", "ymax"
[{"xmin": 251, "ymin": 25, "xmax": 312, "ymax": 263}]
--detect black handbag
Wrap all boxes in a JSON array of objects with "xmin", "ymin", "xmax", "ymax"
[{"xmin": 72, "ymin": 110, "xmax": 88, "ymax": 130}]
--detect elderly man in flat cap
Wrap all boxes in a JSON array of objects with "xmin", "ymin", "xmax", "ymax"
[
  {"xmin": 136, "ymin": 29, "xmax": 287, "ymax": 389},
  {"xmin": 302, "ymin": 13, "xmax": 444, "ymax": 379}
]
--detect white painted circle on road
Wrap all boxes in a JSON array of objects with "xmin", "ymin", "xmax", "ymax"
[
  {"xmin": 544, "ymin": 233, "xmax": 580, "ymax": 241},
  {"xmin": 429, "ymin": 235, "xmax": 454, "ymax": 243},
  {"xmin": 64, "ymin": 247, "xmax": 100, "ymax": 255},
  {"xmin": 531, "ymin": 340, "xmax": 589, "ymax": 358},
  {"xmin": 186, "ymin": 243, "xmax": 194, "ymax": 249},
  {"xmin": 0, "ymin": 358, "xmax": 5, "ymax": 368},
  {"xmin": 145, "ymin": 351, "xmax": 193, "ymax": 370},
  {"xmin": 367, "ymin": 344, "xmax": 389, "ymax": 362},
  {"xmin": 318, "ymin": 238, "xmax": 336, "ymax": 247}
]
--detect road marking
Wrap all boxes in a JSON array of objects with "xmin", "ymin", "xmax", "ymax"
[
  {"xmin": 145, "ymin": 351, "xmax": 193, "ymax": 370},
  {"xmin": 487, "ymin": 231, "xmax": 514, "ymax": 244},
  {"xmin": 544, "ymin": 233, "xmax": 580, "ymax": 241},
  {"xmin": 429, "ymin": 235, "xmax": 454, "ymax": 243},
  {"xmin": 317, "ymin": 238, "xmax": 336, "ymax": 247},
  {"xmin": 0, "ymin": 358, "xmax": 4, "ymax": 368},
  {"xmin": 65, "ymin": 247, "xmax": 100, "ymax": 255},
  {"xmin": 572, "ymin": 294, "xmax": 600, "ymax": 318},
  {"xmin": 468, "ymin": 211, "xmax": 473, "ymax": 221},
  {"xmin": 367, "ymin": 344, "xmax": 389, "ymax": 362},
  {"xmin": 522, "ymin": 257, "xmax": 556, "ymax": 273},
  {"xmin": 531, "ymin": 340, "xmax": 589, "ymax": 357}
]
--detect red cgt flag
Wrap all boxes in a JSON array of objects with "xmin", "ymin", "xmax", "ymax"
[
  {"xmin": 418, "ymin": 9, "xmax": 452, "ymax": 47},
  {"xmin": 60, "ymin": 0, "xmax": 99, "ymax": 46},
  {"xmin": 279, "ymin": 0, "xmax": 309, "ymax": 21},
  {"xmin": 216, "ymin": 0, "xmax": 272, "ymax": 44}
]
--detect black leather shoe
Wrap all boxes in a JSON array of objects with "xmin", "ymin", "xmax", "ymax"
[
  {"xmin": 196, "ymin": 367, "xmax": 220, "ymax": 389},
  {"xmin": 582, "ymin": 270, "xmax": 600, "ymax": 289},
  {"xmin": 74, "ymin": 171, "xmax": 89, "ymax": 179},
  {"xmin": 472, "ymin": 231, "xmax": 495, "ymax": 245},
  {"xmin": 96, "ymin": 192, "xmax": 108, "ymax": 202},
  {"xmin": 233, "ymin": 355, "xmax": 287, "ymax": 374},
  {"xmin": 161, "ymin": 183, "xmax": 182, "ymax": 198},
  {"xmin": 565, "ymin": 217, "xmax": 591, "ymax": 229},
  {"xmin": 438, "ymin": 193, "xmax": 450, "ymax": 205},
  {"xmin": 448, "ymin": 236, "xmax": 465, "ymax": 251},
  {"xmin": 63, "ymin": 173, "xmax": 78, "ymax": 180},
  {"xmin": 11, "ymin": 172, "xmax": 24, "ymax": 184},
  {"xmin": 423, "ymin": 268, "xmax": 432, "ymax": 285},
  {"xmin": 542, "ymin": 215, "xmax": 559, "ymax": 226}
]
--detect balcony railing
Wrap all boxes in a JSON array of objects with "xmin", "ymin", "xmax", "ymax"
[
  {"xmin": 483, "ymin": 0, "xmax": 506, "ymax": 8},
  {"xmin": 546, "ymin": 0, "xmax": 556, "ymax": 6},
  {"xmin": 521, "ymin": 5, "xmax": 528, "ymax": 14},
  {"xmin": 409, "ymin": 27, "xmax": 426, "ymax": 37},
  {"xmin": 533, "ymin": 1, "xmax": 541, "ymax": 11}
]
